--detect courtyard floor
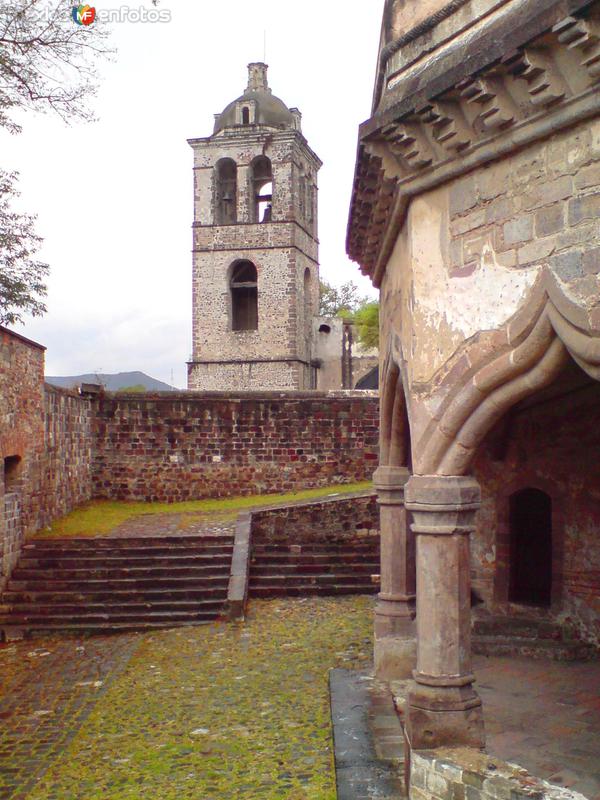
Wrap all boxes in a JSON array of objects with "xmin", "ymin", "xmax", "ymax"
[
  {"xmin": 0, "ymin": 596, "xmax": 374, "ymax": 800},
  {"xmin": 1, "ymin": 596, "xmax": 599, "ymax": 800}
]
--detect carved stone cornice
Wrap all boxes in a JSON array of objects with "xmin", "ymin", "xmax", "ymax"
[{"xmin": 347, "ymin": 0, "xmax": 600, "ymax": 286}]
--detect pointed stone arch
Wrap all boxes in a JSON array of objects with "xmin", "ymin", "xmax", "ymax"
[
  {"xmin": 417, "ymin": 272, "xmax": 600, "ymax": 476},
  {"xmin": 380, "ymin": 334, "xmax": 411, "ymax": 469}
]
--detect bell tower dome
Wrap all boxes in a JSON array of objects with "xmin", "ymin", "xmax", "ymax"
[{"xmin": 187, "ymin": 63, "xmax": 322, "ymax": 391}]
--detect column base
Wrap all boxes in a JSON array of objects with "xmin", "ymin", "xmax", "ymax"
[
  {"xmin": 374, "ymin": 597, "xmax": 416, "ymax": 680},
  {"xmin": 407, "ymin": 682, "xmax": 485, "ymax": 750}
]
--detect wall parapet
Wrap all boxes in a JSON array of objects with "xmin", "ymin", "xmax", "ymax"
[{"xmin": 411, "ymin": 749, "xmax": 588, "ymax": 800}]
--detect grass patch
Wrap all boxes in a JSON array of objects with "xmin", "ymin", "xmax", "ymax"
[{"xmin": 35, "ymin": 482, "xmax": 373, "ymax": 539}]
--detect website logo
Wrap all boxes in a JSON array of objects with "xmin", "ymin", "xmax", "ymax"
[{"xmin": 72, "ymin": 5, "xmax": 96, "ymax": 25}]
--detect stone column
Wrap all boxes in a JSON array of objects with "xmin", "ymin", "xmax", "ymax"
[
  {"xmin": 373, "ymin": 465, "xmax": 416, "ymax": 680},
  {"xmin": 405, "ymin": 475, "xmax": 485, "ymax": 749}
]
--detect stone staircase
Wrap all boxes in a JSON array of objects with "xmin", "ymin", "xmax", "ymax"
[
  {"xmin": 0, "ymin": 535, "xmax": 234, "ymax": 636},
  {"xmin": 472, "ymin": 614, "xmax": 598, "ymax": 660},
  {"xmin": 249, "ymin": 537, "xmax": 380, "ymax": 598}
]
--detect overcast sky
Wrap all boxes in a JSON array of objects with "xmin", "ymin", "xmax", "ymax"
[{"xmin": 5, "ymin": 0, "xmax": 384, "ymax": 388}]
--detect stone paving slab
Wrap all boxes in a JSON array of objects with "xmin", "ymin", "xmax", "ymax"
[
  {"xmin": 476, "ymin": 655, "xmax": 600, "ymax": 800},
  {"xmin": 0, "ymin": 634, "xmax": 138, "ymax": 800},
  {"xmin": 330, "ymin": 669, "xmax": 405, "ymax": 799}
]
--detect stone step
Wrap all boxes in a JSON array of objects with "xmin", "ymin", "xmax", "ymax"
[
  {"xmin": 3, "ymin": 620, "xmax": 217, "ymax": 635},
  {"xmin": 0, "ymin": 599, "xmax": 225, "ymax": 616},
  {"xmin": 249, "ymin": 584, "xmax": 378, "ymax": 598},
  {"xmin": 24, "ymin": 535, "xmax": 234, "ymax": 549},
  {"xmin": 2, "ymin": 587, "xmax": 229, "ymax": 604},
  {"xmin": 251, "ymin": 552, "xmax": 379, "ymax": 564},
  {"xmin": 250, "ymin": 562, "xmax": 379, "ymax": 575},
  {"xmin": 252, "ymin": 541, "xmax": 378, "ymax": 554},
  {"xmin": 18, "ymin": 553, "xmax": 233, "ymax": 568},
  {"xmin": 471, "ymin": 615, "xmax": 575, "ymax": 641},
  {"xmin": 249, "ymin": 572, "xmax": 378, "ymax": 587},
  {"xmin": 0, "ymin": 609, "xmax": 221, "ymax": 626},
  {"xmin": 472, "ymin": 634, "xmax": 599, "ymax": 661},
  {"xmin": 11, "ymin": 564, "xmax": 231, "ymax": 580},
  {"xmin": 6, "ymin": 575, "xmax": 231, "ymax": 592},
  {"xmin": 22, "ymin": 542, "xmax": 234, "ymax": 557}
]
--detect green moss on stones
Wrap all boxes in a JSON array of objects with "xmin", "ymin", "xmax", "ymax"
[
  {"xmin": 27, "ymin": 596, "xmax": 374, "ymax": 799},
  {"xmin": 35, "ymin": 483, "xmax": 373, "ymax": 539}
]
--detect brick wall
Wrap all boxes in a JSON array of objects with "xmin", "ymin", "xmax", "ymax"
[
  {"xmin": 250, "ymin": 492, "xmax": 379, "ymax": 545},
  {"xmin": 93, "ymin": 392, "xmax": 379, "ymax": 502},
  {"xmin": 472, "ymin": 375, "xmax": 600, "ymax": 645}
]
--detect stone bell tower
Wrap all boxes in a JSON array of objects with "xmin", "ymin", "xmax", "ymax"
[{"xmin": 187, "ymin": 63, "xmax": 322, "ymax": 391}]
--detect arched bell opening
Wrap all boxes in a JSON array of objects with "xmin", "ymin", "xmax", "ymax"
[
  {"xmin": 251, "ymin": 156, "xmax": 273, "ymax": 223},
  {"xmin": 214, "ymin": 158, "xmax": 237, "ymax": 225}
]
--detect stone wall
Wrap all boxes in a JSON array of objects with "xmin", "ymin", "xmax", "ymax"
[
  {"xmin": 93, "ymin": 392, "xmax": 379, "ymax": 502},
  {"xmin": 40, "ymin": 385, "xmax": 95, "ymax": 528},
  {"xmin": 250, "ymin": 492, "xmax": 379, "ymax": 545},
  {"xmin": 410, "ymin": 748, "xmax": 584, "ymax": 800},
  {"xmin": 0, "ymin": 328, "xmax": 45, "ymax": 587},
  {"xmin": 0, "ymin": 330, "xmax": 97, "ymax": 587}
]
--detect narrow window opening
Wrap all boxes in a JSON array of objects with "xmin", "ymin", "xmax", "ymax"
[
  {"xmin": 509, "ymin": 488, "xmax": 553, "ymax": 607},
  {"xmin": 242, "ymin": 106, "xmax": 250, "ymax": 124},
  {"xmin": 251, "ymin": 156, "xmax": 273, "ymax": 222},
  {"xmin": 4, "ymin": 455, "xmax": 21, "ymax": 493},
  {"xmin": 231, "ymin": 261, "xmax": 258, "ymax": 331},
  {"xmin": 215, "ymin": 158, "xmax": 237, "ymax": 225}
]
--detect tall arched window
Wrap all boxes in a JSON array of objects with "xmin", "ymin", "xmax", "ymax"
[
  {"xmin": 509, "ymin": 488, "xmax": 553, "ymax": 607},
  {"xmin": 251, "ymin": 156, "xmax": 273, "ymax": 223},
  {"xmin": 230, "ymin": 261, "xmax": 258, "ymax": 331},
  {"xmin": 242, "ymin": 106, "xmax": 250, "ymax": 124},
  {"xmin": 215, "ymin": 158, "xmax": 237, "ymax": 225}
]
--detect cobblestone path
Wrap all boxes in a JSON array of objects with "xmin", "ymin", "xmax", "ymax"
[
  {"xmin": 104, "ymin": 512, "xmax": 237, "ymax": 538},
  {"xmin": 0, "ymin": 596, "xmax": 374, "ymax": 800},
  {"xmin": 0, "ymin": 634, "xmax": 138, "ymax": 800}
]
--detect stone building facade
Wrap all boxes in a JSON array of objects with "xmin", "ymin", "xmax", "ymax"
[
  {"xmin": 348, "ymin": 0, "xmax": 600, "ymax": 758},
  {"xmin": 187, "ymin": 63, "xmax": 322, "ymax": 391}
]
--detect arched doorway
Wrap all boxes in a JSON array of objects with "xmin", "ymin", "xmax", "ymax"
[{"xmin": 508, "ymin": 488, "xmax": 552, "ymax": 607}]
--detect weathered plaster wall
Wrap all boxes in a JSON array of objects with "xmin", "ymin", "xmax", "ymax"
[
  {"xmin": 380, "ymin": 117, "xmax": 600, "ymax": 452},
  {"xmin": 471, "ymin": 373, "xmax": 600, "ymax": 645},
  {"xmin": 93, "ymin": 392, "xmax": 379, "ymax": 502}
]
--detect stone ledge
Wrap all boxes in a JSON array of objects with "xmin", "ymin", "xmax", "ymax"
[{"xmin": 410, "ymin": 748, "xmax": 590, "ymax": 800}]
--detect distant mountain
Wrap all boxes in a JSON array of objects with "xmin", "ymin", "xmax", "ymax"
[{"xmin": 46, "ymin": 371, "xmax": 177, "ymax": 392}]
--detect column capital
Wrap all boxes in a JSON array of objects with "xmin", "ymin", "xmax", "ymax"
[
  {"xmin": 405, "ymin": 475, "xmax": 480, "ymax": 511},
  {"xmin": 374, "ymin": 465, "xmax": 410, "ymax": 503}
]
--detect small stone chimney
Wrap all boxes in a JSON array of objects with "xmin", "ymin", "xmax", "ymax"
[{"xmin": 247, "ymin": 62, "xmax": 271, "ymax": 94}]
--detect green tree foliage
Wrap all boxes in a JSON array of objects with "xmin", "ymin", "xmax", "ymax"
[
  {"xmin": 354, "ymin": 300, "xmax": 379, "ymax": 349},
  {"xmin": 0, "ymin": 1, "xmax": 111, "ymax": 325},
  {"xmin": 319, "ymin": 280, "xmax": 365, "ymax": 317},
  {"xmin": 319, "ymin": 279, "xmax": 379, "ymax": 349}
]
